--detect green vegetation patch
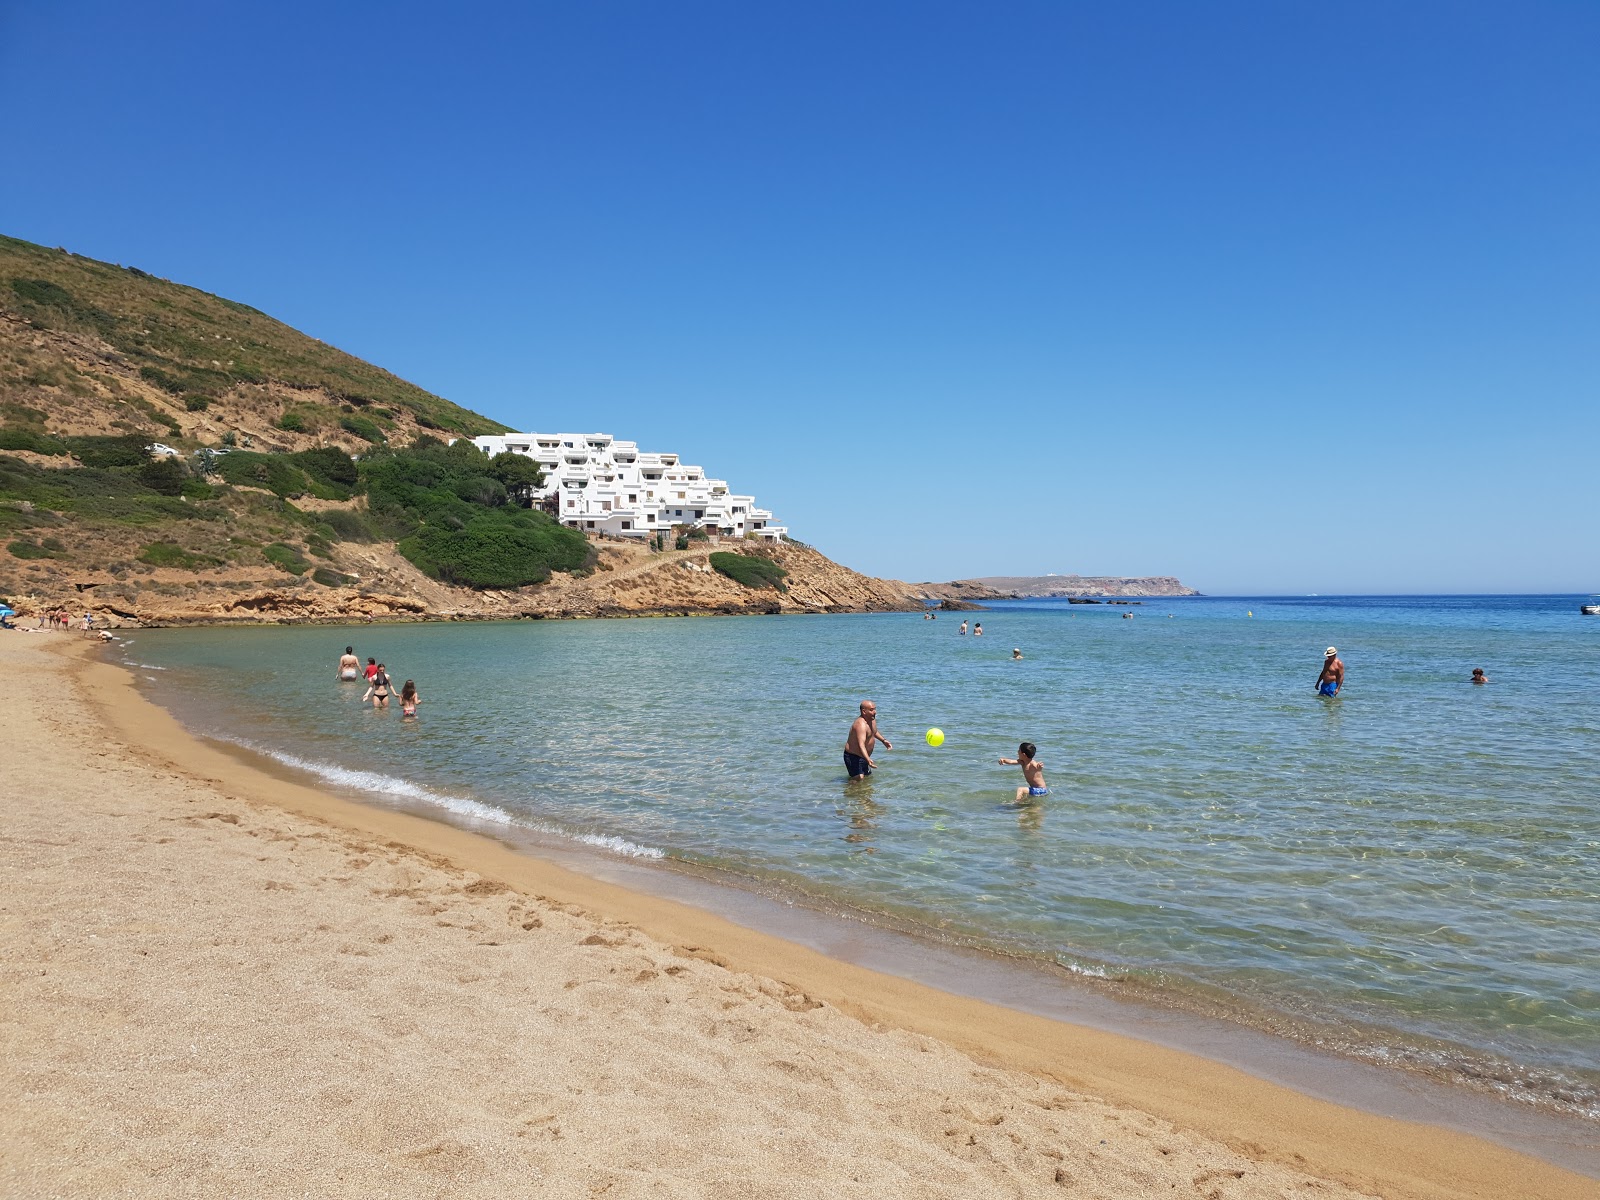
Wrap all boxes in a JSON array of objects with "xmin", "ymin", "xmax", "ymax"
[
  {"xmin": 0, "ymin": 427, "xmax": 68, "ymax": 455},
  {"xmin": 138, "ymin": 541, "xmax": 219, "ymax": 569},
  {"xmin": 339, "ymin": 414, "xmax": 386, "ymax": 444},
  {"xmin": 216, "ymin": 451, "xmax": 311, "ymax": 498},
  {"xmin": 8, "ymin": 538, "xmax": 65, "ymax": 560},
  {"xmin": 262, "ymin": 542, "xmax": 311, "ymax": 575},
  {"xmin": 709, "ymin": 551, "xmax": 788, "ymax": 591},
  {"xmin": 360, "ymin": 437, "xmax": 585, "ymax": 589},
  {"xmin": 311, "ymin": 566, "xmax": 357, "ymax": 588}
]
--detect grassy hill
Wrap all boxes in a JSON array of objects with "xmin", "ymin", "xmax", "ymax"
[
  {"xmin": 1, "ymin": 234, "xmax": 507, "ymax": 444},
  {"xmin": 0, "ymin": 236, "xmax": 600, "ymax": 620}
]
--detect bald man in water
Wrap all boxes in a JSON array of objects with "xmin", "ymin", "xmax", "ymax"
[{"xmin": 844, "ymin": 700, "xmax": 891, "ymax": 778}]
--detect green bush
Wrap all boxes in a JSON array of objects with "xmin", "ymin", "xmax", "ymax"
[
  {"xmin": 293, "ymin": 446, "xmax": 358, "ymax": 489},
  {"xmin": 322, "ymin": 506, "xmax": 375, "ymax": 542},
  {"xmin": 262, "ymin": 542, "xmax": 311, "ymax": 575},
  {"xmin": 8, "ymin": 539, "xmax": 61, "ymax": 559},
  {"xmin": 311, "ymin": 566, "xmax": 356, "ymax": 587},
  {"xmin": 61, "ymin": 435, "xmax": 149, "ymax": 469},
  {"xmin": 277, "ymin": 412, "xmax": 306, "ymax": 432},
  {"xmin": 709, "ymin": 552, "xmax": 788, "ymax": 591},
  {"xmin": 0, "ymin": 427, "xmax": 68, "ymax": 455},
  {"xmin": 180, "ymin": 479, "xmax": 215, "ymax": 500},
  {"xmin": 182, "ymin": 393, "xmax": 211, "ymax": 412},
  {"xmin": 138, "ymin": 541, "xmax": 217, "ymax": 569},
  {"xmin": 399, "ymin": 510, "xmax": 590, "ymax": 589},
  {"xmin": 216, "ymin": 451, "xmax": 310, "ymax": 498},
  {"xmin": 138, "ymin": 458, "xmax": 187, "ymax": 496},
  {"xmin": 340, "ymin": 415, "xmax": 385, "ymax": 443}
]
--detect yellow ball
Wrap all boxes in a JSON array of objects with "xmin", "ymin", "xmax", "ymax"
[{"xmin": 925, "ymin": 728, "xmax": 945, "ymax": 748}]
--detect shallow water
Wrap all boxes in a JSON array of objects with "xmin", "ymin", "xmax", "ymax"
[{"xmin": 121, "ymin": 595, "xmax": 1600, "ymax": 1117}]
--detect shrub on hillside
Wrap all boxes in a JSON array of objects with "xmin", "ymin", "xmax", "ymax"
[
  {"xmin": 216, "ymin": 452, "xmax": 310, "ymax": 499},
  {"xmin": 340, "ymin": 415, "xmax": 385, "ymax": 443},
  {"xmin": 61, "ymin": 435, "xmax": 149, "ymax": 469},
  {"xmin": 262, "ymin": 542, "xmax": 311, "ymax": 575},
  {"xmin": 311, "ymin": 566, "xmax": 357, "ymax": 587},
  {"xmin": 709, "ymin": 552, "xmax": 787, "ymax": 591},
  {"xmin": 399, "ymin": 510, "xmax": 590, "ymax": 589},
  {"xmin": 8, "ymin": 539, "xmax": 63, "ymax": 560},
  {"xmin": 321, "ymin": 507, "xmax": 376, "ymax": 543},
  {"xmin": 138, "ymin": 541, "xmax": 217, "ymax": 569},
  {"xmin": 0, "ymin": 427, "xmax": 68, "ymax": 455},
  {"xmin": 137, "ymin": 457, "xmax": 187, "ymax": 496},
  {"xmin": 183, "ymin": 393, "xmax": 211, "ymax": 412},
  {"xmin": 277, "ymin": 412, "xmax": 305, "ymax": 432}
]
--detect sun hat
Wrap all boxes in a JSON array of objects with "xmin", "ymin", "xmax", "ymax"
[{"xmin": 1325, "ymin": 646, "xmax": 1338, "ymax": 657}]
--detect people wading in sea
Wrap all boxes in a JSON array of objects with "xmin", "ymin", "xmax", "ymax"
[
  {"xmin": 1316, "ymin": 647, "xmax": 1344, "ymax": 697},
  {"xmin": 364, "ymin": 663, "xmax": 393, "ymax": 709},
  {"xmin": 843, "ymin": 700, "xmax": 891, "ymax": 779},
  {"xmin": 399, "ymin": 679, "xmax": 421, "ymax": 716},
  {"xmin": 338, "ymin": 646, "xmax": 361, "ymax": 681}
]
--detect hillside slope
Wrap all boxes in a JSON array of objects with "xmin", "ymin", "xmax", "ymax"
[{"xmin": 0, "ymin": 236, "xmax": 922, "ymax": 624}]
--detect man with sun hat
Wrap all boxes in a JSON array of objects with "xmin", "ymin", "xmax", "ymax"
[{"xmin": 1316, "ymin": 646, "xmax": 1345, "ymax": 697}]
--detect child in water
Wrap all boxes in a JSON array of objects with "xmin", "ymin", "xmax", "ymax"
[
  {"xmin": 399, "ymin": 679, "xmax": 421, "ymax": 716},
  {"xmin": 998, "ymin": 742, "xmax": 1048, "ymax": 802}
]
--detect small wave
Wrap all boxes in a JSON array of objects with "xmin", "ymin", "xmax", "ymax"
[
  {"xmin": 213, "ymin": 736, "xmax": 668, "ymax": 861},
  {"xmin": 574, "ymin": 833, "xmax": 665, "ymax": 859},
  {"xmin": 134, "ymin": 663, "xmax": 168, "ymax": 670},
  {"xmin": 1055, "ymin": 956, "xmax": 1112, "ymax": 979}
]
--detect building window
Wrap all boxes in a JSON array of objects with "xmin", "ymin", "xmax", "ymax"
[
  {"xmin": 622, "ymin": 521, "xmax": 631, "ymax": 530},
  {"xmin": 586, "ymin": 521, "xmax": 595, "ymax": 529},
  {"xmin": 628, "ymin": 494, "xmax": 636, "ymax": 503}
]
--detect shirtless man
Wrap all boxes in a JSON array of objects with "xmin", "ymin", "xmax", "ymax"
[
  {"xmin": 843, "ymin": 700, "xmax": 891, "ymax": 779},
  {"xmin": 998, "ymin": 742, "xmax": 1048, "ymax": 803},
  {"xmin": 1317, "ymin": 647, "xmax": 1344, "ymax": 697},
  {"xmin": 338, "ymin": 646, "xmax": 361, "ymax": 681}
]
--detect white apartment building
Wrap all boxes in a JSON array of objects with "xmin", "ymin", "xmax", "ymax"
[{"xmin": 468, "ymin": 431, "xmax": 788, "ymax": 542}]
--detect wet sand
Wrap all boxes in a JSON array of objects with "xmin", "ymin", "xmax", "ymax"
[{"xmin": 2, "ymin": 634, "xmax": 1594, "ymax": 1198}]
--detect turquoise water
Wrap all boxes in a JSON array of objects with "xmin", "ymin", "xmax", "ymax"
[{"xmin": 120, "ymin": 596, "xmax": 1600, "ymax": 1116}]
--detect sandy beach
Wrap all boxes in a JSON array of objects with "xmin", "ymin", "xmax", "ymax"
[{"xmin": 1, "ymin": 634, "xmax": 1593, "ymax": 1199}]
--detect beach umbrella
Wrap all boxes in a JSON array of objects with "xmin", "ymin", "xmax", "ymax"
[{"xmin": 0, "ymin": 606, "xmax": 15, "ymax": 616}]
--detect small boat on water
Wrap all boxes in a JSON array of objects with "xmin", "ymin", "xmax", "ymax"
[{"xmin": 1583, "ymin": 604, "xmax": 1600, "ymax": 616}]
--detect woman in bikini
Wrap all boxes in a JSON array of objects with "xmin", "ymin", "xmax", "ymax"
[
  {"xmin": 399, "ymin": 679, "xmax": 421, "ymax": 717},
  {"xmin": 364, "ymin": 663, "xmax": 393, "ymax": 709}
]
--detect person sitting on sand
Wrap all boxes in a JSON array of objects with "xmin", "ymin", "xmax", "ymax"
[
  {"xmin": 338, "ymin": 646, "xmax": 361, "ymax": 681},
  {"xmin": 399, "ymin": 679, "xmax": 421, "ymax": 716},
  {"xmin": 363, "ymin": 663, "xmax": 392, "ymax": 709},
  {"xmin": 998, "ymin": 742, "xmax": 1048, "ymax": 802},
  {"xmin": 1471, "ymin": 668, "xmax": 1489, "ymax": 685}
]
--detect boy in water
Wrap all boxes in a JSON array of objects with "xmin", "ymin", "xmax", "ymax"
[{"xmin": 998, "ymin": 742, "xmax": 1048, "ymax": 802}]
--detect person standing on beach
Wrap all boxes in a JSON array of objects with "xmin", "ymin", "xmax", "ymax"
[
  {"xmin": 1316, "ymin": 647, "xmax": 1344, "ymax": 697},
  {"xmin": 844, "ymin": 700, "xmax": 891, "ymax": 779},
  {"xmin": 338, "ymin": 646, "xmax": 361, "ymax": 681}
]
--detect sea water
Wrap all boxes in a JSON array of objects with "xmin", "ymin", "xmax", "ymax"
[{"xmin": 119, "ymin": 595, "xmax": 1600, "ymax": 1118}]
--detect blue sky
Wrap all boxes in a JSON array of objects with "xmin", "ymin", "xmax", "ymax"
[{"xmin": 2, "ymin": 2, "xmax": 1595, "ymax": 593}]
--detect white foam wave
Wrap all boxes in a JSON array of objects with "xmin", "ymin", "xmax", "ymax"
[
  {"xmin": 134, "ymin": 663, "xmax": 168, "ymax": 670},
  {"xmin": 574, "ymin": 833, "xmax": 665, "ymax": 859},
  {"xmin": 215, "ymin": 736, "xmax": 667, "ymax": 861}
]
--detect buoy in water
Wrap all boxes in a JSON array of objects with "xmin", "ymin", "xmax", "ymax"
[{"xmin": 925, "ymin": 728, "xmax": 945, "ymax": 748}]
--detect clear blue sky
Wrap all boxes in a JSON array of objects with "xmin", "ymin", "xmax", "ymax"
[{"xmin": 2, "ymin": 2, "xmax": 1595, "ymax": 593}]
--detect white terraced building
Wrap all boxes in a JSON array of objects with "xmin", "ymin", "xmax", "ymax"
[{"xmin": 468, "ymin": 432, "xmax": 788, "ymax": 542}]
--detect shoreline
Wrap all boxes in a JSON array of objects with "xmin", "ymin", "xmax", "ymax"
[{"xmin": 7, "ymin": 634, "xmax": 1596, "ymax": 1198}]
